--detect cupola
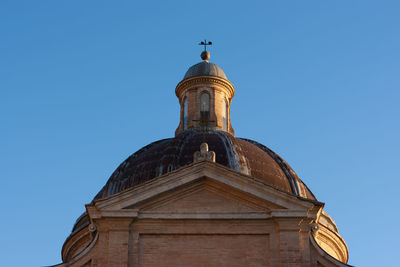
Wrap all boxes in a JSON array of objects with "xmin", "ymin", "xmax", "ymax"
[{"xmin": 175, "ymin": 50, "xmax": 235, "ymax": 136}]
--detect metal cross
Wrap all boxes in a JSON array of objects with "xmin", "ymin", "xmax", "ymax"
[{"xmin": 199, "ymin": 40, "xmax": 212, "ymax": 51}]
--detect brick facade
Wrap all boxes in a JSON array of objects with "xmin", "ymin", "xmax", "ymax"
[{"xmin": 54, "ymin": 162, "xmax": 349, "ymax": 267}]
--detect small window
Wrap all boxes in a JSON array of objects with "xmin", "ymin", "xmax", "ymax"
[
  {"xmin": 183, "ymin": 98, "xmax": 188, "ymax": 130},
  {"xmin": 200, "ymin": 92, "xmax": 210, "ymax": 119}
]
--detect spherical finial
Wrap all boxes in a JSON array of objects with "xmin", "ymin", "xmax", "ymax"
[{"xmin": 201, "ymin": 51, "xmax": 210, "ymax": 61}]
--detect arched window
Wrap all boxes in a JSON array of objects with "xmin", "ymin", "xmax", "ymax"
[
  {"xmin": 183, "ymin": 97, "xmax": 188, "ymax": 130},
  {"xmin": 199, "ymin": 92, "xmax": 210, "ymax": 119},
  {"xmin": 222, "ymin": 99, "xmax": 228, "ymax": 131}
]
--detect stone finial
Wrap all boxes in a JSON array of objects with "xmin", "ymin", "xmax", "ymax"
[{"xmin": 194, "ymin": 143, "xmax": 216, "ymax": 163}]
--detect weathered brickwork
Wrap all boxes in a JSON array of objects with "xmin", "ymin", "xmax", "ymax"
[
  {"xmin": 175, "ymin": 76, "xmax": 235, "ymax": 136},
  {"xmin": 140, "ymin": 234, "xmax": 269, "ymax": 267}
]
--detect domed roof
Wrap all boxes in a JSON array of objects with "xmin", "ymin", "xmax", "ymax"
[
  {"xmin": 184, "ymin": 61, "xmax": 227, "ymax": 80},
  {"xmin": 94, "ymin": 130, "xmax": 315, "ymax": 201}
]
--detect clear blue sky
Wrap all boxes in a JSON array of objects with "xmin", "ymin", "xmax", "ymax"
[{"xmin": 1, "ymin": 1, "xmax": 399, "ymax": 266}]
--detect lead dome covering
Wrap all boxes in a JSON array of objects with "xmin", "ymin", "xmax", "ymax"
[
  {"xmin": 94, "ymin": 130, "xmax": 315, "ymax": 201},
  {"xmin": 183, "ymin": 61, "xmax": 227, "ymax": 80}
]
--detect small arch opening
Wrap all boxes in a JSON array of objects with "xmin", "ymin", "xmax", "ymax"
[{"xmin": 199, "ymin": 92, "xmax": 210, "ymax": 120}]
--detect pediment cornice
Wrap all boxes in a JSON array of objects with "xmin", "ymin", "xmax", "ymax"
[{"xmin": 89, "ymin": 161, "xmax": 322, "ymax": 220}]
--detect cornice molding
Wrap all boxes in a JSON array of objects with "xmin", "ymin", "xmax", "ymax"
[
  {"xmin": 175, "ymin": 76, "xmax": 235, "ymax": 99},
  {"xmin": 92, "ymin": 161, "xmax": 320, "ymax": 212}
]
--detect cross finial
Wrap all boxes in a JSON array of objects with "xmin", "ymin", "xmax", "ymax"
[{"xmin": 199, "ymin": 39, "xmax": 212, "ymax": 51}]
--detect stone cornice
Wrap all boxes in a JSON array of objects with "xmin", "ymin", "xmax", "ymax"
[
  {"xmin": 92, "ymin": 161, "xmax": 321, "ymax": 212},
  {"xmin": 175, "ymin": 76, "xmax": 235, "ymax": 99}
]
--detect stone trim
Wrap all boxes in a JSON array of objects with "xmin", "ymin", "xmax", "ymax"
[
  {"xmin": 310, "ymin": 234, "xmax": 352, "ymax": 266},
  {"xmin": 175, "ymin": 76, "xmax": 235, "ymax": 99},
  {"xmin": 313, "ymin": 224, "xmax": 349, "ymax": 263}
]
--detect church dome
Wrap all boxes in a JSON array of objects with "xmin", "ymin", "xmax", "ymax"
[
  {"xmin": 94, "ymin": 130, "xmax": 315, "ymax": 201},
  {"xmin": 183, "ymin": 59, "xmax": 227, "ymax": 80}
]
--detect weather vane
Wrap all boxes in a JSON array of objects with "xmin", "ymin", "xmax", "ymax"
[{"xmin": 199, "ymin": 39, "xmax": 212, "ymax": 51}]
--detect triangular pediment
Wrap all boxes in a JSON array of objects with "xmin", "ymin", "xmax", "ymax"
[
  {"xmin": 131, "ymin": 179, "xmax": 283, "ymax": 213},
  {"xmin": 91, "ymin": 162, "xmax": 321, "ymax": 220}
]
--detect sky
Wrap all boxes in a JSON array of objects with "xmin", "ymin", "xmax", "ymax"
[{"xmin": 1, "ymin": 0, "xmax": 399, "ymax": 266}]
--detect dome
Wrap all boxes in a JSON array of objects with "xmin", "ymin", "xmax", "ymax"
[
  {"xmin": 94, "ymin": 130, "xmax": 315, "ymax": 201},
  {"xmin": 183, "ymin": 61, "xmax": 227, "ymax": 80}
]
